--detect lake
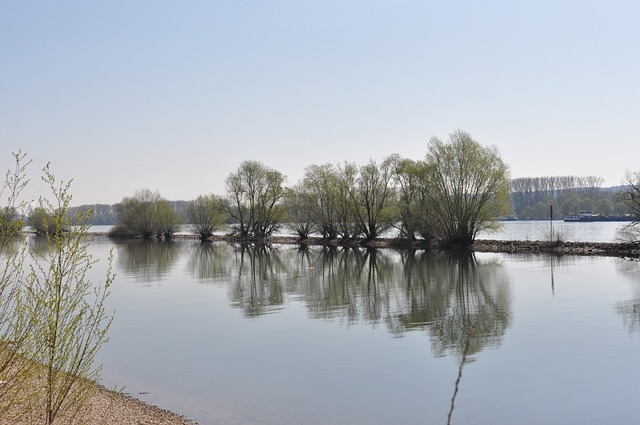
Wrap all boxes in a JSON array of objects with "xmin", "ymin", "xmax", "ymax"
[{"xmin": 71, "ymin": 228, "xmax": 640, "ymax": 425}]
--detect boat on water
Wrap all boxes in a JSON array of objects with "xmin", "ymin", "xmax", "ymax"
[{"xmin": 563, "ymin": 211, "xmax": 638, "ymax": 222}]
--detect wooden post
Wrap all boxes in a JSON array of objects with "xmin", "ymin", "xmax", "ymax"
[{"xmin": 550, "ymin": 205, "xmax": 554, "ymax": 240}]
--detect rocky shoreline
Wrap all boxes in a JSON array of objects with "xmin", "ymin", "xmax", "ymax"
[
  {"xmin": 471, "ymin": 239, "xmax": 640, "ymax": 257},
  {"xmin": 217, "ymin": 235, "xmax": 640, "ymax": 257}
]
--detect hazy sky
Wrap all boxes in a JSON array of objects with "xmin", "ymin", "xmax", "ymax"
[{"xmin": 2, "ymin": 1, "xmax": 638, "ymax": 206}]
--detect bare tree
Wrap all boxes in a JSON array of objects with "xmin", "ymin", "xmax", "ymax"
[{"xmin": 619, "ymin": 171, "xmax": 640, "ymax": 217}]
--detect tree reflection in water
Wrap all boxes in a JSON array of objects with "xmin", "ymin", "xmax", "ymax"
[
  {"xmin": 215, "ymin": 243, "xmax": 512, "ymax": 359},
  {"xmin": 396, "ymin": 249, "xmax": 511, "ymax": 359},
  {"xmin": 115, "ymin": 239, "xmax": 182, "ymax": 283},
  {"xmin": 228, "ymin": 243, "xmax": 288, "ymax": 317},
  {"xmin": 615, "ymin": 257, "xmax": 640, "ymax": 334},
  {"xmin": 185, "ymin": 241, "xmax": 230, "ymax": 282}
]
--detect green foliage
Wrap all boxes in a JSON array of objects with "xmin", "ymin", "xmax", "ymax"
[
  {"xmin": 107, "ymin": 223, "xmax": 137, "ymax": 238},
  {"xmin": 115, "ymin": 189, "xmax": 161, "ymax": 238},
  {"xmin": 301, "ymin": 163, "xmax": 340, "ymax": 239},
  {"xmin": 24, "ymin": 163, "xmax": 114, "ymax": 424},
  {"xmin": 27, "ymin": 207, "xmax": 59, "ymax": 235},
  {"xmin": 186, "ymin": 194, "xmax": 225, "ymax": 240},
  {"xmin": 425, "ymin": 130, "xmax": 511, "ymax": 247},
  {"xmin": 224, "ymin": 160, "xmax": 286, "ymax": 238},
  {"xmin": 349, "ymin": 157, "xmax": 398, "ymax": 240},
  {"xmin": 391, "ymin": 156, "xmax": 435, "ymax": 241},
  {"xmin": 0, "ymin": 154, "xmax": 113, "ymax": 424},
  {"xmin": 155, "ymin": 200, "xmax": 181, "ymax": 239},
  {"xmin": 114, "ymin": 189, "xmax": 179, "ymax": 239},
  {"xmin": 0, "ymin": 206, "xmax": 22, "ymax": 236},
  {"xmin": 333, "ymin": 162, "xmax": 360, "ymax": 239},
  {"xmin": 0, "ymin": 151, "xmax": 36, "ymax": 421},
  {"xmin": 283, "ymin": 185, "xmax": 315, "ymax": 240},
  {"xmin": 510, "ymin": 175, "xmax": 631, "ymax": 219}
]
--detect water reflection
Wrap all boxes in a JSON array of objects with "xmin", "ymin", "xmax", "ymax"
[
  {"xmin": 95, "ymin": 240, "xmax": 640, "ymax": 425},
  {"xmin": 228, "ymin": 244, "xmax": 289, "ymax": 316},
  {"xmin": 25, "ymin": 234, "xmax": 53, "ymax": 255},
  {"xmin": 300, "ymin": 246, "xmax": 398, "ymax": 325},
  {"xmin": 111, "ymin": 240, "xmax": 512, "ymax": 358},
  {"xmin": 185, "ymin": 242, "xmax": 230, "ymax": 282},
  {"xmin": 615, "ymin": 258, "xmax": 640, "ymax": 334},
  {"xmin": 192, "ymin": 243, "xmax": 513, "ymax": 358},
  {"xmin": 115, "ymin": 240, "xmax": 182, "ymax": 282},
  {"xmin": 397, "ymin": 250, "xmax": 511, "ymax": 358}
]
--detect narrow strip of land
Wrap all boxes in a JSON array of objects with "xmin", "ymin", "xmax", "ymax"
[{"xmin": 97, "ymin": 232, "xmax": 640, "ymax": 258}]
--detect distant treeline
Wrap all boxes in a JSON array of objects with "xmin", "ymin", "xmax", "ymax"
[
  {"xmin": 69, "ymin": 201, "xmax": 190, "ymax": 226},
  {"xmin": 70, "ymin": 175, "xmax": 633, "ymax": 226},
  {"xmin": 510, "ymin": 175, "xmax": 632, "ymax": 219}
]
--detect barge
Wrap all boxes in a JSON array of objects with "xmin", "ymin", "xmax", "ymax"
[{"xmin": 563, "ymin": 211, "xmax": 637, "ymax": 222}]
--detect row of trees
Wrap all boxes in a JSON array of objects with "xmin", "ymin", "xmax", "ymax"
[
  {"xmin": 108, "ymin": 131, "xmax": 640, "ymax": 246},
  {"xmin": 112, "ymin": 130, "xmax": 512, "ymax": 247},
  {"xmin": 1, "ymin": 153, "xmax": 113, "ymax": 424},
  {"xmin": 70, "ymin": 175, "xmax": 637, "ymax": 226}
]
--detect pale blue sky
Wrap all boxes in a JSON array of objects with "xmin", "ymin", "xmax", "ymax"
[{"xmin": 2, "ymin": 1, "xmax": 638, "ymax": 205}]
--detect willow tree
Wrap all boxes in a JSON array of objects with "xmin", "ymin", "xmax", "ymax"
[
  {"xmin": 334, "ymin": 162, "xmax": 360, "ymax": 240},
  {"xmin": 113, "ymin": 189, "xmax": 179, "ymax": 239},
  {"xmin": 391, "ymin": 157, "xmax": 436, "ymax": 242},
  {"xmin": 154, "ymin": 199, "xmax": 181, "ymax": 239},
  {"xmin": 283, "ymin": 184, "xmax": 315, "ymax": 240},
  {"xmin": 350, "ymin": 157, "xmax": 398, "ymax": 241},
  {"xmin": 25, "ymin": 164, "xmax": 114, "ymax": 424},
  {"xmin": 301, "ymin": 164, "xmax": 340, "ymax": 240},
  {"xmin": 0, "ymin": 155, "xmax": 113, "ymax": 423},
  {"xmin": 0, "ymin": 152, "xmax": 36, "ymax": 421},
  {"xmin": 425, "ymin": 130, "xmax": 511, "ymax": 247},
  {"xmin": 224, "ymin": 160, "xmax": 286, "ymax": 238},
  {"xmin": 186, "ymin": 194, "xmax": 225, "ymax": 240},
  {"xmin": 114, "ymin": 189, "xmax": 162, "ymax": 238}
]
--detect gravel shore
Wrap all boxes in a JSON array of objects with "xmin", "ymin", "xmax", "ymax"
[
  {"xmin": 2, "ymin": 384, "xmax": 197, "ymax": 425},
  {"xmin": 87, "ymin": 385, "xmax": 197, "ymax": 425}
]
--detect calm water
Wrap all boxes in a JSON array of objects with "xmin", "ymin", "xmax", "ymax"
[
  {"xmin": 68, "ymin": 234, "xmax": 640, "ymax": 425},
  {"xmin": 476, "ymin": 220, "xmax": 627, "ymax": 243}
]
